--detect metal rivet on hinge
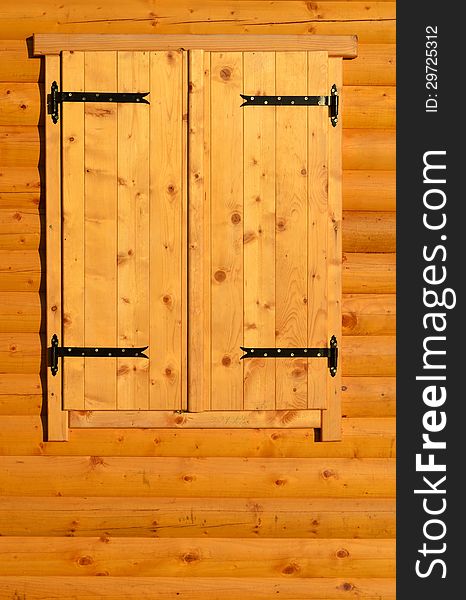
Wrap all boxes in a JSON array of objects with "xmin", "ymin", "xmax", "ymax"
[
  {"xmin": 250, "ymin": 349, "xmax": 254, "ymax": 353},
  {"xmin": 68, "ymin": 93, "xmax": 72, "ymax": 97},
  {"xmin": 68, "ymin": 348, "xmax": 72, "ymax": 352},
  {"xmin": 290, "ymin": 353, "xmax": 294, "ymax": 357},
  {"xmin": 251, "ymin": 97, "xmax": 255, "ymax": 100},
  {"xmin": 291, "ymin": 100, "xmax": 295, "ymax": 105},
  {"xmin": 95, "ymin": 348, "xmax": 98, "ymax": 352},
  {"xmin": 122, "ymin": 349, "xmax": 126, "ymax": 353},
  {"xmin": 277, "ymin": 349, "xmax": 281, "ymax": 353},
  {"xmin": 135, "ymin": 353, "xmax": 139, "ymax": 356},
  {"xmin": 304, "ymin": 349, "xmax": 308, "ymax": 353},
  {"xmin": 277, "ymin": 96, "xmax": 281, "ymax": 100},
  {"xmin": 305, "ymin": 97, "xmax": 308, "ymax": 100},
  {"xmin": 317, "ymin": 352, "xmax": 321, "ymax": 357},
  {"xmin": 264, "ymin": 100, "xmax": 268, "ymax": 104},
  {"xmin": 263, "ymin": 353, "xmax": 268, "ymax": 357},
  {"xmin": 81, "ymin": 352, "xmax": 85, "ymax": 356}
]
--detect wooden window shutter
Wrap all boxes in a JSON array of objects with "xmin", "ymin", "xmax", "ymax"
[{"xmin": 38, "ymin": 35, "xmax": 354, "ymax": 441}]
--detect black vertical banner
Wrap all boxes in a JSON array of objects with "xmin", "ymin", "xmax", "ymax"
[{"xmin": 397, "ymin": 5, "xmax": 462, "ymax": 598}]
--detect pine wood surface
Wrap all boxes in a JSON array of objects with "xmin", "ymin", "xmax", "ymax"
[{"xmin": 0, "ymin": 1, "xmax": 395, "ymax": 592}]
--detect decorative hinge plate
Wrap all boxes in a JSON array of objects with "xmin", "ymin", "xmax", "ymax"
[
  {"xmin": 47, "ymin": 81, "xmax": 150, "ymax": 123},
  {"xmin": 240, "ymin": 84, "xmax": 339, "ymax": 126},
  {"xmin": 49, "ymin": 334, "xmax": 149, "ymax": 376},
  {"xmin": 240, "ymin": 335, "xmax": 338, "ymax": 377}
]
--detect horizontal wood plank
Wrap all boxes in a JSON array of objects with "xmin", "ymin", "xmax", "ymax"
[
  {"xmin": 0, "ymin": 416, "xmax": 395, "ymax": 459},
  {"xmin": 0, "ymin": 291, "xmax": 43, "ymax": 332},
  {"xmin": 0, "ymin": 192, "xmax": 41, "ymax": 210},
  {"xmin": 0, "ymin": 250, "xmax": 42, "ymax": 291},
  {"xmin": 343, "ymin": 44, "xmax": 395, "ymax": 86},
  {"xmin": 343, "ymin": 171, "xmax": 395, "ymax": 211},
  {"xmin": 343, "ymin": 253, "xmax": 396, "ymax": 293},
  {"xmin": 34, "ymin": 33, "xmax": 357, "ymax": 57},
  {"xmin": 0, "ymin": 536, "xmax": 395, "ymax": 577},
  {"xmin": 342, "ymin": 376, "xmax": 395, "ymax": 417},
  {"xmin": 0, "ymin": 576, "xmax": 396, "ymax": 599},
  {"xmin": 0, "ymin": 40, "xmax": 42, "ymax": 82},
  {"xmin": 0, "ymin": 166, "xmax": 41, "ymax": 192},
  {"xmin": 342, "ymin": 293, "xmax": 395, "ymax": 335},
  {"xmin": 342, "ymin": 335, "xmax": 395, "ymax": 376},
  {"xmin": 0, "ymin": 208, "xmax": 42, "ymax": 250},
  {"xmin": 344, "ymin": 86, "xmax": 395, "ymax": 129},
  {"xmin": 0, "ymin": 456, "xmax": 396, "ymax": 497},
  {"xmin": 0, "ymin": 83, "xmax": 42, "ymax": 126},
  {"xmin": 342, "ymin": 211, "xmax": 396, "ymax": 253},
  {"xmin": 343, "ymin": 129, "xmax": 395, "ymax": 170},
  {"xmin": 0, "ymin": 496, "xmax": 396, "ymax": 538}
]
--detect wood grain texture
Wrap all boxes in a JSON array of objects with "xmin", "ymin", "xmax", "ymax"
[
  {"xmin": 0, "ymin": 40, "xmax": 42, "ymax": 82},
  {"xmin": 61, "ymin": 50, "xmax": 85, "ymax": 412},
  {"xmin": 344, "ymin": 86, "xmax": 395, "ymax": 129},
  {"xmin": 342, "ymin": 293, "xmax": 396, "ymax": 335},
  {"xmin": 343, "ymin": 211, "xmax": 396, "ymax": 253},
  {"xmin": 0, "ymin": 496, "xmax": 396, "ymax": 538},
  {"xmin": 0, "ymin": 83, "xmax": 42, "ymax": 125},
  {"xmin": 343, "ymin": 129, "xmax": 395, "ymax": 170},
  {"xmin": 0, "ymin": 166, "xmax": 41, "ymax": 192},
  {"xmin": 0, "ymin": 456, "xmax": 396, "ymax": 497},
  {"xmin": 343, "ymin": 171, "xmax": 395, "ymax": 211},
  {"xmin": 0, "ymin": 576, "xmax": 396, "ymax": 599},
  {"xmin": 45, "ymin": 54, "xmax": 67, "ymax": 441},
  {"xmin": 342, "ymin": 253, "xmax": 396, "ymax": 294},
  {"xmin": 242, "ymin": 51, "xmax": 276, "ymax": 411},
  {"xmin": 343, "ymin": 44, "xmax": 395, "ymax": 86},
  {"xmin": 33, "ymin": 33, "xmax": 358, "ymax": 57},
  {"xmin": 342, "ymin": 377, "xmax": 396, "ymax": 417},
  {"xmin": 0, "ymin": 536, "xmax": 395, "ymax": 577},
  {"xmin": 0, "ymin": 208, "xmax": 41, "ymax": 250},
  {"xmin": 0, "ymin": 416, "xmax": 394, "ymax": 458}
]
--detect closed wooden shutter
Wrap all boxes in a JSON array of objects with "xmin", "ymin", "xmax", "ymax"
[
  {"xmin": 58, "ymin": 50, "xmax": 187, "ymax": 412},
  {"xmin": 188, "ymin": 51, "xmax": 341, "ymax": 433},
  {"xmin": 42, "ymin": 37, "xmax": 348, "ymax": 441}
]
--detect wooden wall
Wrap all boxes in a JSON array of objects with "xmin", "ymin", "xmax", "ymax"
[{"xmin": 0, "ymin": 2, "xmax": 396, "ymax": 598}]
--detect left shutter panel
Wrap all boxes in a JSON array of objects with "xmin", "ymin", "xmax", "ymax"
[{"xmin": 54, "ymin": 50, "xmax": 187, "ymax": 413}]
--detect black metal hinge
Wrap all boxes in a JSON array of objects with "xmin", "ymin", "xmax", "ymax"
[
  {"xmin": 240, "ymin": 84, "xmax": 339, "ymax": 127},
  {"xmin": 240, "ymin": 335, "xmax": 338, "ymax": 377},
  {"xmin": 47, "ymin": 81, "xmax": 150, "ymax": 124},
  {"xmin": 49, "ymin": 334, "xmax": 149, "ymax": 376}
]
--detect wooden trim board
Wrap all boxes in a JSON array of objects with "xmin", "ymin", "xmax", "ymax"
[
  {"xmin": 69, "ymin": 409, "xmax": 322, "ymax": 429},
  {"xmin": 34, "ymin": 34, "xmax": 358, "ymax": 58}
]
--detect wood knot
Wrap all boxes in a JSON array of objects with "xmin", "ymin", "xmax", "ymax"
[
  {"xmin": 165, "ymin": 367, "xmax": 173, "ymax": 377},
  {"xmin": 322, "ymin": 468, "xmax": 336, "ymax": 479},
  {"xmin": 243, "ymin": 230, "xmax": 257, "ymax": 244},
  {"xmin": 270, "ymin": 432, "xmax": 281, "ymax": 441},
  {"xmin": 339, "ymin": 582, "xmax": 354, "ymax": 592},
  {"xmin": 336, "ymin": 548, "xmax": 349, "ymax": 559},
  {"xmin": 162, "ymin": 294, "xmax": 172, "ymax": 305},
  {"xmin": 231, "ymin": 212, "xmax": 241, "ymax": 224},
  {"xmin": 188, "ymin": 81, "xmax": 194, "ymax": 93},
  {"xmin": 182, "ymin": 474, "xmax": 195, "ymax": 483},
  {"xmin": 214, "ymin": 270, "xmax": 226, "ymax": 282},
  {"xmin": 255, "ymin": 195, "xmax": 261, "ymax": 203},
  {"xmin": 341, "ymin": 385, "xmax": 347, "ymax": 392},
  {"xmin": 275, "ymin": 479, "xmax": 287, "ymax": 487},
  {"xmin": 301, "ymin": 168, "xmax": 307, "ymax": 176},
  {"xmin": 220, "ymin": 67, "xmax": 232, "ymax": 80},
  {"xmin": 77, "ymin": 555, "xmax": 94, "ymax": 566},
  {"xmin": 276, "ymin": 219, "xmax": 286, "ymax": 231},
  {"xmin": 117, "ymin": 365, "xmax": 130, "ymax": 376},
  {"xmin": 342, "ymin": 312, "xmax": 357, "ymax": 330},
  {"xmin": 182, "ymin": 551, "xmax": 200, "ymax": 563},
  {"xmin": 89, "ymin": 456, "xmax": 106, "ymax": 469},
  {"xmin": 167, "ymin": 184, "xmax": 176, "ymax": 194},
  {"xmin": 282, "ymin": 562, "xmax": 300, "ymax": 575},
  {"xmin": 69, "ymin": 136, "xmax": 75, "ymax": 142},
  {"xmin": 222, "ymin": 355, "xmax": 231, "ymax": 367},
  {"xmin": 51, "ymin": 305, "xmax": 58, "ymax": 312},
  {"xmin": 13, "ymin": 212, "xmax": 22, "ymax": 221}
]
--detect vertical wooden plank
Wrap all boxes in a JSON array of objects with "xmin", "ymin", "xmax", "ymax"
[
  {"xmin": 117, "ymin": 51, "xmax": 150, "ymax": 410},
  {"xmin": 210, "ymin": 52, "xmax": 243, "ymax": 410},
  {"xmin": 322, "ymin": 57, "xmax": 343, "ymax": 441},
  {"xmin": 84, "ymin": 52, "xmax": 118, "ymax": 410},
  {"xmin": 242, "ymin": 52, "xmax": 276, "ymax": 410},
  {"xmin": 61, "ymin": 51, "xmax": 85, "ymax": 411},
  {"xmin": 307, "ymin": 51, "xmax": 329, "ymax": 409},
  {"xmin": 187, "ymin": 49, "xmax": 211, "ymax": 412},
  {"xmin": 275, "ymin": 52, "xmax": 308, "ymax": 409},
  {"xmin": 149, "ymin": 51, "xmax": 184, "ymax": 410},
  {"xmin": 46, "ymin": 54, "xmax": 68, "ymax": 441},
  {"xmin": 181, "ymin": 50, "xmax": 189, "ymax": 410}
]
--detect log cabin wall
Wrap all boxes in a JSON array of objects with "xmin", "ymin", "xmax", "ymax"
[{"xmin": 0, "ymin": 2, "xmax": 396, "ymax": 599}]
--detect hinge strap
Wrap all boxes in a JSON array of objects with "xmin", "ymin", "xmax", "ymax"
[
  {"xmin": 50, "ymin": 334, "xmax": 149, "ymax": 376},
  {"xmin": 240, "ymin": 84, "xmax": 339, "ymax": 126},
  {"xmin": 47, "ymin": 81, "xmax": 150, "ymax": 124},
  {"xmin": 240, "ymin": 335, "xmax": 338, "ymax": 377}
]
